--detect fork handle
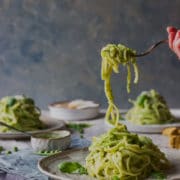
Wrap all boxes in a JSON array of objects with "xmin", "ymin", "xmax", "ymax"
[
  {"xmin": 0, "ymin": 121, "xmax": 32, "ymax": 136},
  {"xmin": 135, "ymin": 39, "xmax": 168, "ymax": 57}
]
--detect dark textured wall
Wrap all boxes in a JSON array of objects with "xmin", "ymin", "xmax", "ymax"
[{"xmin": 0, "ymin": 0, "xmax": 179, "ymax": 109}]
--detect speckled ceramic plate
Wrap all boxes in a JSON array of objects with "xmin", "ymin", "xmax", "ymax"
[
  {"xmin": 0, "ymin": 112, "xmax": 65, "ymax": 139},
  {"xmin": 38, "ymin": 147, "xmax": 180, "ymax": 180},
  {"xmin": 38, "ymin": 147, "xmax": 95, "ymax": 180}
]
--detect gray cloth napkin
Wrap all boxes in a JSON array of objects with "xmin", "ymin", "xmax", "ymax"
[{"xmin": 0, "ymin": 135, "xmax": 90, "ymax": 180}]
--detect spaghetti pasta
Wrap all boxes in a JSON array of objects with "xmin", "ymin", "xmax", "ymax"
[
  {"xmin": 0, "ymin": 95, "xmax": 45, "ymax": 132},
  {"xmin": 126, "ymin": 89, "xmax": 175, "ymax": 125},
  {"xmin": 86, "ymin": 124, "xmax": 169, "ymax": 180},
  {"xmin": 101, "ymin": 44, "xmax": 138, "ymax": 125}
]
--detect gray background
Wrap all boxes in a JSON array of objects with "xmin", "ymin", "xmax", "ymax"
[{"xmin": 0, "ymin": 0, "xmax": 179, "ymax": 109}]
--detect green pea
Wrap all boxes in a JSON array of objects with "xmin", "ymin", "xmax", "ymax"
[
  {"xmin": 0, "ymin": 146, "xmax": 4, "ymax": 152},
  {"xmin": 13, "ymin": 146, "xmax": 18, "ymax": 152},
  {"xmin": 6, "ymin": 150, "xmax": 11, "ymax": 154}
]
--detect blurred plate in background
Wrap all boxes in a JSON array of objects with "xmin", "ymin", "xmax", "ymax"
[
  {"xmin": 0, "ymin": 113, "xmax": 65, "ymax": 139},
  {"xmin": 107, "ymin": 109, "xmax": 180, "ymax": 133},
  {"xmin": 48, "ymin": 100, "xmax": 100, "ymax": 121}
]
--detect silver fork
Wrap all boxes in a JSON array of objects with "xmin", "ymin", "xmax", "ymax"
[{"xmin": 135, "ymin": 39, "xmax": 168, "ymax": 57}]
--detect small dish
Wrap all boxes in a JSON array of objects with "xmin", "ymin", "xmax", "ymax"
[
  {"xmin": 31, "ymin": 130, "xmax": 71, "ymax": 151},
  {"xmin": 49, "ymin": 99, "xmax": 100, "ymax": 121}
]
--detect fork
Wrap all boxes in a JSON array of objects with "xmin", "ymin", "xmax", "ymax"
[
  {"xmin": 0, "ymin": 121, "xmax": 32, "ymax": 136},
  {"xmin": 135, "ymin": 39, "xmax": 168, "ymax": 57}
]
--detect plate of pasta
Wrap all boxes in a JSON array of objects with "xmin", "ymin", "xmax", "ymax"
[
  {"xmin": 105, "ymin": 108, "xmax": 180, "ymax": 133},
  {"xmin": 38, "ymin": 126, "xmax": 180, "ymax": 180},
  {"xmin": 0, "ymin": 95, "xmax": 65, "ymax": 139},
  {"xmin": 121, "ymin": 89, "xmax": 180, "ymax": 133}
]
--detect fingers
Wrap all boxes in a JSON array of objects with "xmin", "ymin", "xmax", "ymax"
[
  {"xmin": 168, "ymin": 31, "xmax": 177, "ymax": 50},
  {"xmin": 167, "ymin": 26, "xmax": 177, "ymax": 33},
  {"xmin": 166, "ymin": 26, "xmax": 180, "ymax": 59},
  {"xmin": 167, "ymin": 26, "xmax": 177, "ymax": 50},
  {"xmin": 174, "ymin": 30, "xmax": 180, "ymax": 42},
  {"xmin": 173, "ymin": 30, "xmax": 180, "ymax": 59}
]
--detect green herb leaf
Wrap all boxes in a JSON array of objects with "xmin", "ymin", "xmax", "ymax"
[
  {"xmin": 150, "ymin": 171, "xmax": 167, "ymax": 180},
  {"xmin": 7, "ymin": 98, "xmax": 16, "ymax": 107},
  {"xmin": 58, "ymin": 162, "xmax": 87, "ymax": 175},
  {"xmin": 66, "ymin": 123, "xmax": 91, "ymax": 138}
]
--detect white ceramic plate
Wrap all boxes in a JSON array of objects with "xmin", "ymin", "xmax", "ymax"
[
  {"xmin": 38, "ymin": 147, "xmax": 180, "ymax": 180},
  {"xmin": 119, "ymin": 121, "xmax": 180, "ymax": 133},
  {"xmin": 0, "ymin": 112, "xmax": 65, "ymax": 139},
  {"xmin": 107, "ymin": 109, "xmax": 180, "ymax": 133}
]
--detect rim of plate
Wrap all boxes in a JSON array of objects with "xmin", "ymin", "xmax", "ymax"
[{"xmin": 38, "ymin": 147, "xmax": 88, "ymax": 180}]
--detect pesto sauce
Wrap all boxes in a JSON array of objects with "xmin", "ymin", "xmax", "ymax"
[{"xmin": 34, "ymin": 133, "xmax": 61, "ymax": 139}]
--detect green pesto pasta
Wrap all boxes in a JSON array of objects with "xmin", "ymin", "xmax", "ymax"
[
  {"xmin": 86, "ymin": 124, "xmax": 169, "ymax": 180},
  {"xmin": 101, "ymin": 44, "xmax": 138, "ymax": 125},
  {"xmin": 0, "ymin": 95, "xmax": 45, "ymax": 132},
  {"xmin": 85, "ymin": 45, "xmax": 170, "ymax": 180},
  {"xmin": 126, "ymin": 89, "xmax": 175, "ymax": 125}
]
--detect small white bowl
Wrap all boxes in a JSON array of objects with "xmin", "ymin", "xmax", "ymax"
[
  {"xmin": 48, "ymin": 100, "xmax": 100, "ymax": 121},
  {"xmin": 31, "ymin": 130, "xmax": 71, "ymax": 152}
]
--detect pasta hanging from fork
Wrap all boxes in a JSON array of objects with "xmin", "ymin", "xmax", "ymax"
[{"xmin": 101, "ymin": 44, "xmax": 139, "ymax": 125}]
